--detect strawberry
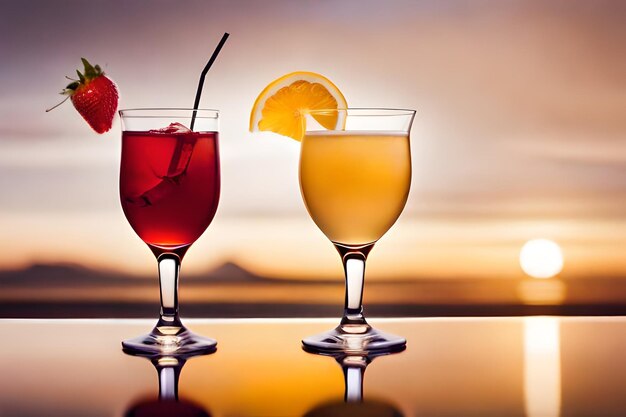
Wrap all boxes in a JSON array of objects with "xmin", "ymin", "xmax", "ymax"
[{"xmin": 47, "ymin": 58, "xmax": 119, "ymax": 134}]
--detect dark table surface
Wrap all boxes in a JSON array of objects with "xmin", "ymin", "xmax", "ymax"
[{"xmin": 1, "ymin": 317, "xmax": 625, "ymax": 417}]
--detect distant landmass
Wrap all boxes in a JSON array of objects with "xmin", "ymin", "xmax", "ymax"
[
  {"xmin": 0, "ymin": 261, "xmax": 281, "ymax": 287},
  {"xmin": 0, "ymin": 263, "xmax": 141, "ymax": 287},
  {"xmin": 1, "ymin": 262, "xmax": 626, "ymax": 318}
]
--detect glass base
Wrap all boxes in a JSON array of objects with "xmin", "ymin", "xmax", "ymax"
[
  {"xmin": 122, "ymin": 323, "xmax": 217, "ymax": 356},
  {"xmin": 302, "ymin": 323, "xmax": 406, "ymax": 355}
]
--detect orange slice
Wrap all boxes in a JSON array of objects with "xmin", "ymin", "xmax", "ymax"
[{"xmin": 249, "ymin": 71, "xmax": 347, "ymax": 140}]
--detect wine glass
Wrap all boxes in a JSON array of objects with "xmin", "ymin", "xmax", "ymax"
[
  {"xmin": 119, "ymin": 108, "xmax": 220, "ymax": 354},
  {"xmin": 299, "ymin": 108, "xmax": 416, "ymax": 353}
]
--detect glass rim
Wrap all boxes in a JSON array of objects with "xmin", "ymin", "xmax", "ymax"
[
  {"xmin": 305, "ymin": 107, "xmax": 416, "ymax": 116},
  {"xmin": 119, "ymin": 108, "xmax": 219, "ymax": 119}
]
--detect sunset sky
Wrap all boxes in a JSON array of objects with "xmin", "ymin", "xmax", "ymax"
[{"xmin": 1, "ymin": 0, "xmax": 625, "ymax": 280}]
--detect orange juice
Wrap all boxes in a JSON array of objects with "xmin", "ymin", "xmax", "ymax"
[{"xmin": 299, "ymin": 131, "xmax": 411, "ymax": 246}]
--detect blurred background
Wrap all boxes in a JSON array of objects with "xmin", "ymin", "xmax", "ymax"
[{"xmin": 1, "ymin": 0, "xmax": 625, "ymax": 317}]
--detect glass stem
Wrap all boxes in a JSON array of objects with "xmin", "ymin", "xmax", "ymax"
[
  {"xmin": 336, "ymin": 244, "xmax": 374, "ymax": 326},
  {"xmin": 344, "ymin": 364, "xmax": 364, "ymax": 402},
  {"xmin": 341, "ymin": 355, "xmax": 369, "ymax": 402},
  {"xmin": 156, "ymin": 363, "xmax": 181, "ymax": 400},
  {"xmin": 157, "ymin": 253, "xmax": 182, "ymax": 327}
]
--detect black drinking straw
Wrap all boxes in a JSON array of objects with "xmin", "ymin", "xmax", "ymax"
[{"xmin": 190, "ymin": 32, "xmax": 230, "ymax": 131}]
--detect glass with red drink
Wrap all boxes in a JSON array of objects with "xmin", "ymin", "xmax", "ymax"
[{"xmin": 119, "ymin": 108, "xmax": 219, "ymax": 354}]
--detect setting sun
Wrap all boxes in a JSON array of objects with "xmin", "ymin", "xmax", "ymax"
[{"xmin": 519, "ymin": 239, "xmax": 564, "ymax": 279}]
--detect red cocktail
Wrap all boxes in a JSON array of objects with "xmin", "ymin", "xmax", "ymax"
[
  {"xmin": 120, "ymin": 128, "xmax": 219, "ymax": 255},
  {"xmin": 119, "ymin": 109, "xmax": 219, "ymax": 355}
]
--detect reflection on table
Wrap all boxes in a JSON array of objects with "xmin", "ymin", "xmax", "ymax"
[
  {"xmin": 0, "ymin": 318, "xmax": 624, "ymax": 416},
  {"xmin": 124, "ymin": 347, "xmax": 214, "ymax": 416},
  {"xmin": 524, "ymin": 317, "xmax": 560, "ymax": 417},
  {"xmin": 303, "ymin": 346, "xmax": 404, "ymax": 416}
]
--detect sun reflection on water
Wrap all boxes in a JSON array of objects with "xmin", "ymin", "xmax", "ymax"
[{"xmin": 524, "ymin": 317, "xmax": 561, "ymax": 417}]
